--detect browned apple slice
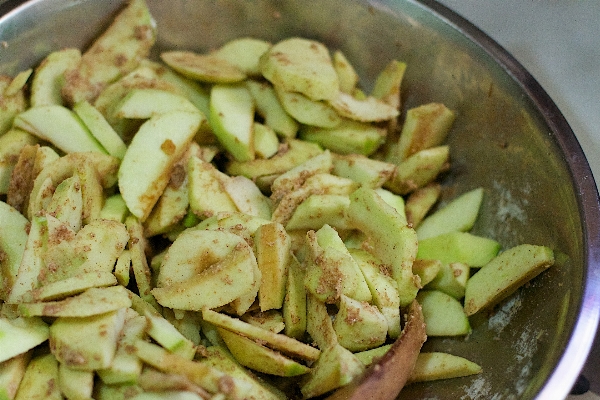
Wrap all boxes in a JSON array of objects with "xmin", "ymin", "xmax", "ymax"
[{"xmin": 325, "ymin": 300, "xmax": 426, "ymax": 400}]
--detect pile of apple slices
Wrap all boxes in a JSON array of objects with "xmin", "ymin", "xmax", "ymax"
[{"xmin": 0, "ymin": 0, "xmax": 555, "ymax": 399}]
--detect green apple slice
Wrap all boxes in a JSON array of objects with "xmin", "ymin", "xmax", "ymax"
[
  {"xmin": 30, "ymin": 48, "xmax": 81, "ymax": 107},
  {"xmin": 118, "ymin": 110, "xmax": 202, "ymax": 221},
  {"xmin": 209, "ymin": 84, "xmax": 255, "ymax": 162},
  {"xmin": 255, "ymin": 222, "xmax": 291, "ymax": 311},
  {"xmin": 0, "ymin": 317, "xmax": 49, "ymax": 363},
  {"xmin": 18, "ymin": 286, "xmax": 131, "ymax": 318},
  {"xmin": 152, "ymin": 234, "xmax": 256, "ymax": 311},
  {"xmin": 333, "ymin": 295, "xmax": 388, "ymax": 352},
  {"xmin": 202, "ymin": 308, "xmax": 320, "ymax": 362},
  {"xmin": 0, "ymin": 201, "xmax": 29, "ymax": 301},
  {"xmin": 347, "ymin": 187, "xmax": 419, "ymax": 306},
  {"xmin": 417, "ymin": 290, "xmax": 471, "ymax": 336},
  {"xmin": 350, "ymin": 248, "xmax": 402, "ymax": 339},
  {"xmin": 299, "ymin": 119, "xmax": 386, "ymax": 156},
  {"xmin": 416, "ymin": 187, "xmax": 484, "ymax": 240},
  {"xmin": 226, "ymin": 138, "xmax": 323, "ymax": 179},
  {"xmin": 12, "ymin": 353, "xmax": 61, "ymax": 399},
  {"xmin": 246, "ymin": 80, "xmax": 299, "ymax": 138},
  {"xmin": 161, "ymin": 51, "xmax": 246, "ymax": 83},
  {"xmin": 13, "ymin": 105, "xmax": 106, "ymax": 154},
  {"xmin": 385, "ymin": 145, "xmax": 450, "ymax": 195},
  {"xmin": 26, "ymin": 271, "xmax": 117, "ymax": 302},
  {"xmin": 329, "ymin": 91, "xmax": 399, "ymax": 122},
  {"xmin": 113, "ymin": 88, "xmax": 199, "ymax": 118},
  {"xmin": 133, "ymin": 339, "xmax": 250, "ymax": 397},
  {"xmin": 387, "ymin": 102, "xmax": 455, "ymax": 163},
  {"xmin": 50, "ymin": 308, "xmax": 126, "ymax": 370},
  {"xmin": 218, "ymin": 327, "xmax": 310, "ymax": 377},
  {"xmin": 417, "ymin": 231, "xmax": 501, "ymax": 267},
  {"xmin": 73, "ymin": 100, "xmax": 127, "ymax": 159},
  {"xmin": 61, "ymin": 0, "xmax": 156, "ymax": 104},
  {"xmin": 58, "ymin": 364, "xmax": 94, "ymax": 400},
  {"xmin": 464, "ymin": 244, "xmax": 554, "ymax": 316},
  {"xmin": 333, "ymin": 50, "xmax": 359, "ymax": 94},
  {"xmin": 260, "ymin": 37, "xmax": 340, "ymax": 101},
  {"xmin": 212, "ymin": 37, "xmax": 272, "ymax": 76},
  {"xmin": 408, "ymin": 352, "xmax": 482, "ymax": 383},
  {"xmin": 332, "ymin": 153, "xmax": 396, "ymax": 189},
  {"xmin": 275, "ymin": 87, "xmax": 342, "ymax": 128},
  {"xmin": 0, "ymin": 351, "xmax": 31, "ymax": 400}
]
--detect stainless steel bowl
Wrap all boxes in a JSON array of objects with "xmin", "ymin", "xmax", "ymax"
[{"xmin": 1, "ymin": 0, "xmax": 599, "ymax": 398}]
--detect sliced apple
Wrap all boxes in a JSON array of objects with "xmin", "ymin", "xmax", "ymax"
[
  {"xmin": 73, "ymin": 100, "xmax": 127, "ymax": 159},
  {"xmin": 161, "ymin": 51, "xmax": 246, "ymax": 83},
  {"xmin": 152, "ymin": 231, "xmax": 256, "ymax": 311},
  {"xmin": 260, "ymin": 37, "xmax": 339, "ymax": 101},
  {"xmin": 50, "ymin": 308, "xmax": 126, "ymax": 370},
  {"xmin": 218, "ymin": 327, "xmax": 310, "ymax": 377},
  {"xmin": 0, "ymin": 317, "xmax": 49, "ymax": 363},
  {"xmin": 347, "ymin": 187, "xmax": 419, "ymax": 306},
  {"xmin": 0, "ymin": 201, "xmax": 29, "ymax": 301},
  {"xmin": 202, "ymin": 308, "xmax": 320, "ymax": 362},
  {"xmin": 255, "ymin": 222, "xmax": 291, "ymax": 311},
  {"xmin": 118, "ymin": 110, "xmax": 202, "ymax": 221},
  {"xmin": 13, "ymin": 105, "xmax": 106, "ymax": 154},
  {"xmin": 209, "ymin": 83, "xmax": 255, "ymax": 162},
  {"xmin": 408, "ymin": 352, "xmax": 482, "ymax": 383},
  {"xmin": 30, "ymin": 48, "xmax": 81, "ymax": 107},
  {"xmin": 464, "ymin": 244, "xmax": 554, "ymax": 316},
  {"xmin": 61, "ymin": 0, "xmax": 156, "ymax": 104},
  {"xmin": 212, "ymin": 37, "xmax": 272, "ymax": 76}
]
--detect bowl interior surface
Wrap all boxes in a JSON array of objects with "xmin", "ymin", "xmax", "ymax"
[{"xmin": 1, "ymin": 0, "xmax": 599, "ymax": 399}]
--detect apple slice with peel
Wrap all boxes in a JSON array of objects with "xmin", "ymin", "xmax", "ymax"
[
  {"xmin": 255, "ymin": 222, "xmax": 291, "ymax": 311},
  {"xmin": 347, "ymin": 187, "xmax": 419, "ymax": 306},
  {"xmin": 408, "ymin": 352, "xmax": 482, "ymax": 383},
  {"xmin": 12, "ymin": 353, "xmax": 62, "ymax": 399},
  {"xmin": 50, "ymin": 308, "xmax": 126, "ymax": 370},
  {"xmin": 0, "ymin": 351, "xmax": 31, "ymax": 400},
  {"xmin": 325, "ymin": 300, "xmax": 426, "ymax": 400},
  {"xmin": 118, "ymin": 110, "xmax": 203, "ymax": 221},
  {"xmin": 202, "ymin": 308, "xmax": 320, "ymax": 362},
  {"xmin": 133, "ymin": 339, "xmax": 251, "ymax": 397},
  {"xmin": 0, "ymin": 317, "xmax": 49, "ymax": 363},
  {"xmin": 18, "ymin": 286, "xmax": 132, "ymax": 318},
  {"xmin": 218, "ymin": 327, "xmax": 310, "ymax": 377},
  {"xmin": 113, "ymin": 88, "xmax": 199, "ymax": 118},
  {"xmin": 0, "ymin": 201, "xmax": 29, "ymax": 301},
  {"xmin": 464, "ymin": 244, "xmax": 554, "ymax": 316},
  {"xmin": 13, "ymin": 105, "xmax": 107, "ymax": 154},
  {"xmin": 152, "ymin": 233, "xmax": 256, "ymax": 311},
  {"xmin": 209, "ymin": 84, "xmax": 255, "ymax": 162},
  {"xmin": 73, "ymin": 100, "xmax": 127, "ymax": 159}
]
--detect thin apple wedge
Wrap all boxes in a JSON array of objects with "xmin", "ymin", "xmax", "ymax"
[
  {"xmin": 0, "ymin": 201, "xmax": 29, "ymax": 301},
  {"xmin": 0, "ymin": 317, "xmax": 49, "ymax": 363},
  {"xmin": 408, "ymin": 352, "xmax": 482, "ymax": 383},
  {"xmin": 209, "ymin": 83, "xmax": 255, "ymax": 162},
  {"xmin": 13, "ymin": 105, "xmax": 107, "ymax": 154},
  {"xmin": 133, "ymin": 339, "xmax": 250, "ymax": 398},
  {"xmin": 152, "ymin": 237, "xmax": 256, "ymax": 311},
  {"xmin": 218, "ymin": 327, "xmax": 311, "ymax": 377},
  {"xmin": 61, "ymin": 0, "xmax": 156, "ymax": 104},
  {"xmin": 260, "ymin": 37, "xmax": 339, "ymax": 101},
  {"xmin": 464, "ymin": 244, "xmax": 555, "ymax": 316},
  {"xmin": 202, "ymin": 308, "xmax": 320, "ymax": 362},
  {"xmin": 18, "ymin": 286, "xmax": 131, "ymax": 318},
  {"xmin": 325, "ymin": 300, "xmax": 427, "ymax": 400},
  {"xmin": 118, "ymin": 110, "xmax": 203, "ymax": 221}
]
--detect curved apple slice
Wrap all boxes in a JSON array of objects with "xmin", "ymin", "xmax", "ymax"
[
  {"xmin": 118, "ymin": 110, "xmax": 203, "ymax": 221},
  {"xmin": 325, "ymin": 300, "xmax": 426, "ymax": 400}
]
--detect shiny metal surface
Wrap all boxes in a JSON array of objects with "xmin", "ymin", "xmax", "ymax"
[{"xmin": 1, "ymin": 0, "xmax": 599, "ymax": 399}]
